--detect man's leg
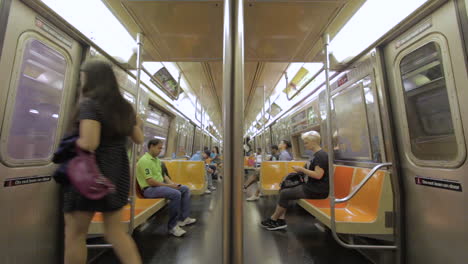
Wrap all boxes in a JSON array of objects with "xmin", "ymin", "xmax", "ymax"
[
  {"xmin": 206, "ymin": 170, "xmax": 213, "ymax": 188},
  {"xmin": 144, "ymin": 186, "xmax": 182, "ymax": 230},
  {"xmin": 178, "ymin": 185, "xmax": 192, "ymax": 221},
  {"xmin": 244, "ymin": 171, "xmax": 259, "ymax": 189}
]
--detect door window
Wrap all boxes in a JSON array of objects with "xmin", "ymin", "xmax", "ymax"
[
  {"xmin": 2, "ymin": 39, "xmax": 68, "ymax": 164},
  {"xmin": 399, "ymin": 41, "xmax": 464, "ymax": 164}
]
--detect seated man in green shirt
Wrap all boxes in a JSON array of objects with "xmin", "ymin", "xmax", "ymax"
[{"xmin": 137, "ymin": 139, "xmax": 196, "ymax": 237}]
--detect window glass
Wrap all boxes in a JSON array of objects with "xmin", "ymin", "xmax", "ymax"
[
  {"xmin": 144, "ymin": 105, "xmax": 171, "ymax": 157},
  {"xmin": 186, "ymin": 124, "xmax": 194, "ymax": 155},
  {"xmin": 176, "ymin": 121, "xmax": 187, "ymax": 157},
  {"xmin": 331, "ymin": 76, "xmax": 375, "ymax": 162},
  {"xmin": 298, "ymin": 132, "xmax": 315, "ymax": 159},
  {"xmin": 4, "ymin": 39, "xmax": 67, "ymax": 162},
  {"xmin": 400, "ymin": 42, "xmax": 459, "ymax": 161},
  {"xmin": 193, "ymin": 129, "xmax": 202, "ymax": 153}
]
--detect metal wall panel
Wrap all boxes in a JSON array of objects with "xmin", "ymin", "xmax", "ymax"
[
  {"xmin": 383, "ymin": 2, "xmax": 468, "ymax": 263},
  {"xmin": 0, "ymin": 1, "xmax": 82, "ymax": 263}
]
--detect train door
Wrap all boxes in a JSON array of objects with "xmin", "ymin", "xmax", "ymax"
[
  {"xmin": 382, "ymin": 2, "xmax": 468, "ymax": 263},
  {"xmin": 0, "ymin": 0, "xmax": 82, "ymax": 263}
]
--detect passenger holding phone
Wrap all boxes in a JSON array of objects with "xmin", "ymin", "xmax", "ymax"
[{"xmin": 136, "ymin": 139, "xmax": 196, "ymax": 237}]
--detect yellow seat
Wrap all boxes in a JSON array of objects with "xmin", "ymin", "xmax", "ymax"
[
  {"xmin": 164, "ymin": 160, "xmax": 206, "ymax": 195},
  {"xmin": 259, "ymin": 161, "xmax": 307, "ymax": 195}
]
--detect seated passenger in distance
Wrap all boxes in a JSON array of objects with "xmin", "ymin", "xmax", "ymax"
[
  {"xmin": 244, "ymin": 143, "xmax": 291, "ymax": 201},
  {"xmin": 190, "ymin": 150, "xmax": 202, "ymax": 161},
  {"xmin": 202, "ymin": 150, "xmax": 216, "ymax": 194},
  {"xmin": 255, "ymin": 147, "xmax": 263, "ymax": 167},
  {"xmin": 278, "ymin": 139, "xmax": 294, "ymax": 161},
  {"xmin": 269, "ymin": 145, "xmax": 281, "ymax": 161},
  {"xmin": 261, "ymin": 131, "xmax": 329, "ymax": 231},
  {"xmin": 137, "ymin": 139, "xmax": 197, "ymax": 237}
]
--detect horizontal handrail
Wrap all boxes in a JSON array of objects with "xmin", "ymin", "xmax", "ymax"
[{"xmin": 335, "ymin": 162, "xmax": 392, "ymax": 204}]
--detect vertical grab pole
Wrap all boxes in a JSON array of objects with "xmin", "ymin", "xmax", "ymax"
[
  {"xmin": 323, "ymin": 34, "xmax": 337, "ymax": 241},
  {"xmin": 223, "ymin": 0, "xmax": 244, "ymax": 263},
  {"xmin": 129, "ymin": 32, "xmax": 144, "ymax": 233},
  {"xmin": 200, "ymin": 85, "xmax": 204, "ymax": 152},
  {"xmin": 262, "ymin": 86, "xmax": 266, "ymax": 160}
]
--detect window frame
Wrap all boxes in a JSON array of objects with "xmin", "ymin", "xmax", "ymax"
[
  {"xmin": 394, "ymin": 34, "xmax": 466, "ymax": 168},
  {"xmin": 0, "ymin": 32, "xmax": 72, "ymax": 167}
]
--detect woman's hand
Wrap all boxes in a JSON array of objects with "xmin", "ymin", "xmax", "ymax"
[
  {"xmin": 292, "ymin": 166, "xmax": 303, "ymax": 172},
  {"xmin": 136, "ymin": 115, "xmax": 143, "ymax": 127}
]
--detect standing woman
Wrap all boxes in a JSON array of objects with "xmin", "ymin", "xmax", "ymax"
[{"xmin": 63, "ymin": 60, "xmax": 144, "ymax": 264}]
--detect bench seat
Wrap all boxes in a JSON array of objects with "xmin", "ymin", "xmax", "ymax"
[
  {"xmin": 88, "ymin": 198, "xmax": 167, "ymax": 235},
  {"xmin": 259, "ymin": 161, "xmax": 307, "ymax": 195},
  {"xmin": 297, "ymin": 166, "xmax": 394, "ymax": 235},
  {"xmin": 163, "ymin": 160, "xmax": 206, "ymax": 195}
]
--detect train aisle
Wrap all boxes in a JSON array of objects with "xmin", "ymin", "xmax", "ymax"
[
  {"xmin": 91, "ymin": 181, "xmax": 223, "ymax": 264},
  {"xmin": 91, "ymin": 182, "xmax": 371, "ymax": 264},
  {"xmin": 243, "ymin": 186, "xmax": 372, "ymax": 264}
]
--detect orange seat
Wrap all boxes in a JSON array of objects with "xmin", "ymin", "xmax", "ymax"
[
  {"xmin": 91, "ymin": 198, "xmax": 164, "ymax": 223},
  {"xmin": 298, "ymin": 166, "xmax": 393, "ymax": 235},
  {"xmin": 304, "ymin": 166, "xmax": 354, "ymax": 209},
  {"xmin": 314, "ymin": 168, "xmax": 384, "ymax": 222}
]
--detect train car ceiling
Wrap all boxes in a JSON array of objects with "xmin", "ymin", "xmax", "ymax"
[{"xmin": 102, "ymin": 0, "xmax": 365, "ymax": 134}]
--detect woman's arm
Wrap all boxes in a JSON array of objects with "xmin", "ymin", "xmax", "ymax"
[
  {"xmin": 292, "ymin": 165, "xmax": 325, "ymax": 180},
  {"xmin": 76, "ymin": 119, "xmax": 101, "ymax": 151},
  {"xmin": 131, "ymin": 115, "xmax": 144, "ymax": 144}
]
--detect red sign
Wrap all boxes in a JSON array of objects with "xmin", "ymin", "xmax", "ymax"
[{"xmin": 337, "ymin": 74, "xmax": 348, "ymax": 87}]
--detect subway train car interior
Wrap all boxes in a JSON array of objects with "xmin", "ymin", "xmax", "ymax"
[{"xmin": 1, "ymin": 0, "xmax": 467, "ymax": 263}]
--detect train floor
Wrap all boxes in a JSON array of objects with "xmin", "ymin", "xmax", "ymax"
[{"xmin": 90, "ymin": 180, "xmax": 371, "ymax": 264}]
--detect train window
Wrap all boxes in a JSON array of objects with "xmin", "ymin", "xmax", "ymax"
[
  {"xmin": 331, "ymin": 75, "xmax": 381, "ymax": 162},
  {"xmin": 2, "ymin": 38, "xmax": 68, "ymax": 164},
  {"xmin": 186, "ymin": 124, "xmax": 195, "ymax": 155},
  {"xmin": 144, "ymin": 105, "xmax": 171, "ymax": 157},
  {"xmin": 399, "ymin": 41, "xmax": 462, "ymax": 162},
  {"xmin": 298, "ymin": 133, "xmax": 315, "ymax": 159}
]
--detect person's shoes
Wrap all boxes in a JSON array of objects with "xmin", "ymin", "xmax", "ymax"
[
  {"xmin": 260, "ymin": 218, "xmax": 275, "ymax": 228},
  {"xmin": 267, "ymin": 219, "xmax": 287, "ymax": 231},
  {"xmin": 260, "ymin": 218, "xmax": 287, "ymax": 231},
  {"xmin": 246, "ymin": 195, "xmax": 260, "ymax": 201},
  {"xmin": 209, "ymin": 186, "xmax": 216, "ymax": 191},
  {"xmin": 205, "ymin": 189, "xmax": 212, "ymax": 194},
  {"xmin": 169, "ymin": 225, "xmax": 186, "ymax": 237},
  {"xmin": 178, "ymin": 217, "xmax": 197, "ymax": 227}
]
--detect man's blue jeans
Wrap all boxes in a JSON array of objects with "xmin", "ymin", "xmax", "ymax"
[{"xmin": 143, "ymin": 185, "xmax": 191, "ymax": 229}]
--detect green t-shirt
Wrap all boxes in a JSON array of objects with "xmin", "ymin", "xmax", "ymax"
[{"xmin": 136, "ymin": 153, "xmax": 164, "ymax": 189}]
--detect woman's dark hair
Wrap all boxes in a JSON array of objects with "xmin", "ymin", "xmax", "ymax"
[
  {"xmin": 203, "ymin": 150, "xmax": 211, "ymax": 157},
  {"xmin": 148, "ymin": 139, "xmax": 164, "ymax": 150},
  {"xmin": 213, "ymin": 146, "xmax": 219, "ymax": 154},
  {"xmin": 80, "ymin": 59, "xmax": 135, "ymax": 137},
  {"xmin": 271, "ymin": 145, "xmax": 279, "ymax": 151},
  {"xmin": 281, "ymin": 139, "xmax": 292, "ymax": 149}
]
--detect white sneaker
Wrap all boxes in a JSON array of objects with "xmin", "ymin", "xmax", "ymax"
[
  {"xmin": 246, "ymin": 195, "xmax": 260, "ymax": 201},
  {"xmin": 205, "ymin": 189, "xmax": 212, "ymax": 194},
  {"xmin": 209, "ymin": 186, "xmax": 216, "ymax": 191},
  {"xmin": 178, "ymin": 217, "xmax": 197, "ymax": 227},
  {"xmin": 169, "ymin": 225, "xmax": 186, "ymax": 237}
]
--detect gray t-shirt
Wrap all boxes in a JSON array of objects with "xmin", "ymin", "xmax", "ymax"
[{"xmin": 278, "ymin": 150, "xmax": 293, "ymax": 161}]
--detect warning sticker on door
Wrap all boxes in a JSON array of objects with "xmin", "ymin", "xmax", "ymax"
[
  {"xmin": 4, "ymin": 176, "xmax": 51, "ymax": 187},
  {"xmin": 415, "ymin": 176, "xmax": 462, "ymax": 192}
]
